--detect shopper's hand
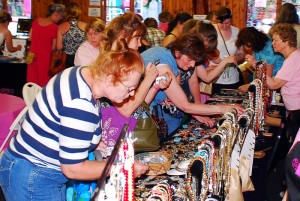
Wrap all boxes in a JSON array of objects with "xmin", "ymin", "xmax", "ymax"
[
  {"xmin": 144, "ymin": 62, "xmax": 159, "ymax": 83},
  {"xmin": 16, "ymin": 45, "xmax": 22, "ymax": 51},
  {"xmin": 154, "ymin": 72, "xmax": 172, "ymax": 90},
  {"xmin": 192, "ymin": 115, "xmax": 215, "ymax": 127},
  {"xmin": 220, "ymin": 105, "xmax": 245, "ymax": 116},
  {"xmin": 245, "ymin": 54, "xmax": 257, "ymax": 67},
  {"xmin": 224, "ymin": 55, "xmax": 237, "ymax": 65},
  {"xmin": 238, "ymin": 84, "xmax": 250, "ymax": 93},
  {"xmin": 134, "ymin": 159, "xmax": 149, "ymax": 178}
]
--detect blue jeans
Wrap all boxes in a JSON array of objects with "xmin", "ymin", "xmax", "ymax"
[{"xmin": 0, "ymin": 151, "xmax": 68, "ymax": 201}]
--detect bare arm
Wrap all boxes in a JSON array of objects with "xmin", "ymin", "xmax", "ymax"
[
  {"xmin": 196, "ymin": 55, "xmax": 236, "ymax": 83},
  {"xmin": 162, "ymin": 35, "xmax": 176, "ymax": 47},
  {"xmin": 56, "ymin": 23, "xmax": 66, "ymax": 51},
  {"xmin": 115, "ymin": 62, "xmax": 159, "ymax": 117},
  {"xmin": 61, "ymin": 160, "xmax": 107, "ymax": 180},
  {"xmin": 4, "ymin": 30, "xmax": 21, "ymax": 52},
  {"xmin": 146, "ymin": 65, "xmax": 244, "ymax": 115},
  {"xmin": 267, "ymin": 75, "xmax": 287, "ymax": 90},
  {"xmin": 28, "ymin": 28, "xmax": 32, "ymax": 41},
  {"xmin": 188, "ymin": 70, "xmax": 201, "ymax": 103}
]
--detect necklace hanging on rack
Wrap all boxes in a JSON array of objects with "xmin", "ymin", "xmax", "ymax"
[
  {"xmin": 248, "ymin": 79, "xmax": 263, "ymax": 135},
  {"xmin": 186, "ymin": 156, "xmax": 209, "ymax": 201}
]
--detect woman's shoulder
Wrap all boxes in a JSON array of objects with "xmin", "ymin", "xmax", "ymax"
[
  {"xmin": 77, "ymin": 21, "xmax": 87, "ymax": 30},
  {"xmin": 231, "ymin": 25, "xmax": 239, "ymax": 33}
]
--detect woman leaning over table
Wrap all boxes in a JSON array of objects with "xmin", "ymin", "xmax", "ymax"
[
  {"xmin": 267, "ymin": 23, "xmax": 300, "ymax": 145},
  {"xmin": 102, "ymin": 12, "xmax": 170, "ymax": 118},
  {"xmin": 142, "ymin": 33, "xmax": 244, "ymax": 134},
  {"xmin": 0, "ymin": 44, "xmax": 147, "ymax": 201}
]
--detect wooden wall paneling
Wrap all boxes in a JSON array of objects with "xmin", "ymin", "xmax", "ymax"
[
  {"xmin": 194, "ymin": 0, "xmax": 209, "ymax": 15},
  {"xmin": 77, "ymin": 1, "xmax": 91, "ymax": 23},
  {"xmin": 211, "ymin": 0, "xmax": 221, "ymax": 12},
  {"xmin": 161, "ymin": 0, "xmax": 193, "ymax": 16},
  {"xmin": 238, "ymin": 0, "xmax": 246, "ymax": 29}
]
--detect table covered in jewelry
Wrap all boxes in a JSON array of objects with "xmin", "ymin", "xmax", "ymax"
[{"xmin": 134, "ymin": 87, "xmax": 285, "ymax": 201}]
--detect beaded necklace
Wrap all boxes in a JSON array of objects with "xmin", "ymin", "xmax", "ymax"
[
  {"xmin": 186, "ymin": 156, "xmax": 209, "ymax": 201},
  {"xmin": 248, "ymin": 79, "xmax": 264, "ymax": 134}
]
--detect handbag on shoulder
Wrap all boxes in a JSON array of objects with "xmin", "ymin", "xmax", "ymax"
[{"xmin": 48, "ymin": 50, "xmax": 66, "ymax": 77}]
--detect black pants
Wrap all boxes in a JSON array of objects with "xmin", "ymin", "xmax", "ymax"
[
  {"xmin": 286, "ymin": 109, "xmax": 300, "ymax": 146},
  {"xmin": 66, "ymin": 54, "xmax": 75, "ymax": 68}
]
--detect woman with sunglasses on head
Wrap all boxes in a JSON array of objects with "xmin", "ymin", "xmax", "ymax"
[
  {"xmin": 212, "ymin": 7, "xmax": 244, "ymax": 94},
  {"xmin": 177, "ymin": 20, "xmax": 236, "ymax": 126}
]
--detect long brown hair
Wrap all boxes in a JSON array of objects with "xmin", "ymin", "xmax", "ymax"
[
  {"xmin": 90, "ymin": 40, "xmax": 144, "ymax": 84},
  {"xmin": 101, "ymin": 12, "xmax": 146, "ymax": 51}
]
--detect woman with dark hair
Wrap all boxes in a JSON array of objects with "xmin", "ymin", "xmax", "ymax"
[
  {"xmin": 236, "ymin": 27, "xmax": 284, "ymax": 92},
  {"xmin": 275, "ymin": 3, "xmax": 299, "ymax": 25},
  {"xmin": 142, "ymin": 33, "xmax": 243, "ymax": 134},
  {"xmin": 274, "ymin": 3, "xmax": 300, "ymax": 48},
  {"xmin": 162, "ymin": 11, "xmax": 192, "ymax": 47},
  {"xmin": 57, "ymin": 2, "xmax": 87, "ymax": 68}
]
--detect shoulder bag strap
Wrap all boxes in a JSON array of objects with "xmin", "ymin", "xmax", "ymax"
[{"xmin": 217, "ymin": 26, "xmax": 231, "ymax": 56}]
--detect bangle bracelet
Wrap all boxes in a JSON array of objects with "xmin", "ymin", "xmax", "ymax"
[{"xmin": 153, "ymin": 85, "xmax": 160, "ymax": 91}]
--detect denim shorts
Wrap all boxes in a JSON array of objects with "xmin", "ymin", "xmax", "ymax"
[{"xmin": 0, "ymin": 150, "xmax": 68, "ymax": 201}]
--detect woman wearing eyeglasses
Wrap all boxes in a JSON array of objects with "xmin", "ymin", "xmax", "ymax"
[
  {"xmin": 267, "ymin": 23, "xmax": 300, "ymax": 201},
  {"xmin": 0, "ymin": 45, "xmax": 145, "ymax": 201}
]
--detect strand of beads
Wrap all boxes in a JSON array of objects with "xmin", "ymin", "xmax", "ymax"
[
  {"xmin": 249, "ymin": 79, "xmax": 263, "ymax": 135},
  {"xmin": 186, "ymin": 156, "xmax": 209, "ymax": 201},
  {"xmin": 197, "ymin": 139, "xmax": 216, "ymax": 195}
]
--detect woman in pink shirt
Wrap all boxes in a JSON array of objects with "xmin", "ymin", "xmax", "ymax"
[
  {"xmin": 268, "ymin": 23, "xmax": 300, "ymax": 141},
  {"xmin": 267, "ymin": 23, "xmax": 300, "ymax": 201}
]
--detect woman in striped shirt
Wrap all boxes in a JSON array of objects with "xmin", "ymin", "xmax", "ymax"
[{"xmin": 0, "ymin": 43, "xmax": 146, "ymax": 201}]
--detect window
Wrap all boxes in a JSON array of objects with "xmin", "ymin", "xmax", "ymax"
[
  {"xmin": 106, "ymin": 0, "xmax": 162, "ymax": 23},
  {"xmin": 6, "ymin": 0, "xmax": 31, "ymax": 36}
]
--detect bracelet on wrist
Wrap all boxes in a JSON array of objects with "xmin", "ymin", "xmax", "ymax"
[{"xmin": 153, "ymin": 85, "xmax": 160, "ymax": 91}]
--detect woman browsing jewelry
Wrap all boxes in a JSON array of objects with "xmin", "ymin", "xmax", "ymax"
[
  {"xmin": 0, "ymin": 44, "xmax": 147, "ymax": 201},
  {"xmin": 212, "ymin": 7, "xmax": 244, "ymax": 93},
  {"xmin": 267, "ymin": 23, "xmax": 300, "ymax": 145}
]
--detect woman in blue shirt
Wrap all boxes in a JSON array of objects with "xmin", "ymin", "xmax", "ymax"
[
  {"xmin": 142, "ymin": 33, "xmax": 244, "ymax": 134},
  {"xmin": 236, "ymin": 27, "xmax": 284, "ymax": 92}
]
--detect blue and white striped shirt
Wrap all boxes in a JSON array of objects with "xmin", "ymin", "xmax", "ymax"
[{"xmin": 9, "ymin": 67, "xmax": 102, "ymax": 171}]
